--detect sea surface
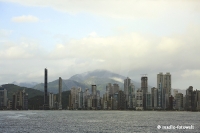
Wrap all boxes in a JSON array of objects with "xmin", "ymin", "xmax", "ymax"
[{"xmin": 0, "ymin": 111, "xmax": 199, "ymax": 133}]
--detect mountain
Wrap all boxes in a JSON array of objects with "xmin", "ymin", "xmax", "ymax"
[
  {"xmin": 32, "ymin": 69, "xmax": 153, "ymax": 95},
  {"xmin": 69, "ymin": 69, "xmax": 152, "ymax": 94},
  {"xmin": 33, "ymin": 79, "xmax": 89, "ymax": 94},
  {"xmin": 2, "ymin": 84, "xmax": 44, "ymax": 100},
  {"xmin": 12, "ymin": 81, "xmax": 38, "ymax": 88}
]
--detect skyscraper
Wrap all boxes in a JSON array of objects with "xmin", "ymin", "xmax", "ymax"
[
  {"xmin": 113, "ymin": 84, "xmax": 119, "ymax": 94},
  {"xmin": 49, "ymin": 93, "xmax": 54, "ymax": 109},
  {"xmin": 146, "ymin": 92, "xmax": 152, "ymax": 110},
  {"xmin": 70, "ymin": 87, "xmax": 79, "ymax": 109},
  {"xmin": 141, "ymin": 76, "xmax": 148, "ymax": 94},
  {"xmin": 118, "ymin": 90, "xmax": 125, "ymax": 110},
  {"xmin": 141, "ymin": 76, "xmax": 148, "ymax": 109},
  {"xmin": 124, "ymin": 77, "xmax": 131, "ymax": 101},
  {"xmin": 78, "ymin": 88, "xmax": 83, "ymax": 109},
  {"xmin": 91, "ymin": 85, "xmax": 97, "ymax": 96},
  {"xmin": 175, "ymin": 93, "xmax": 183, "ymax": 110},
  {"xmin": 151, "ymin": 87, "xmax": 157, "ymax": 109},
  {"xmin": 44, "ymin": 68, "xmax": 48, "ymax": 109},
  {"xmin": 136, "ymin": 88, "xmax": 143, "ymax": 110},
  {"xmin": 58, "ymin": 77, "xmax": 62, "ymax": 110},
  {"xmin": 128, "ymin": 83, "xmax": 135, "ymax": 109},
  {"xmin": 12, "ymin": 90, "xmax": 28, "ymax": 110},
  {"xmin": 157, "ymin": 72, "xmax": 171, "ymax": 109}
]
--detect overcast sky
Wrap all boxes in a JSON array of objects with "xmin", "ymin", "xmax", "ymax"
[{"xmin": 0, "ymin": 0, "xmax": 200, "ymax": 90}]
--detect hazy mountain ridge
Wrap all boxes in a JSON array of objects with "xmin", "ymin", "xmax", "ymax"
[
  {"xmin": 69, "ymin": 69, "xmax": 153, "ymax": 94},
  {"xmin": 33, "ymin": 79, "xmax": 89, "ymax": 93},
  {"xmin": 12, "ymin": 81, "xmax": 38, "ymax": 88}
]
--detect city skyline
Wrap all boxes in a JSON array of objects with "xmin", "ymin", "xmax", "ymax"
[
  {"xmin": 0, "ymin": 70, "xmax": 199, "ymax": 111},
  {"xmin": 1, "ymin": 1, "xmax": 200, "ymax": 90}
]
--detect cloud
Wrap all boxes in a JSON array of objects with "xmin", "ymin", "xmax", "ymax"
[
  {"xmin": 47, "ymin": 23, "xmax": 200, "ymax": 77},
  {"xmin": 3, "ymin": 0, "xmax": 200, "ymax": 19},
  {"xmin": 11, "ymin": 15, "xmax": 39, "ymax": 23},
  {"xmin": 0, "ymin": 41, "xmax": 43, "ymax": 59},
  {"xmin": 89, "ymin": 32, "xmax": 97, "ymax": 37},
  {"xmin": 0, "ymin": 29, "xmax": 13, "ymax": 37},
  {"xmin": 181, "ymin": 69, "xmax": 200, "ymax": 78}
]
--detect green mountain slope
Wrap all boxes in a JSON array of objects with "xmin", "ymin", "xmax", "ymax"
[{"xmin": 2, "ymin": 84, "xmax": 44, "ymax": 100}]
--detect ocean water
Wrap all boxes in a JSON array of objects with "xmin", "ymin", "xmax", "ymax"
[{"xmin": 0, "ymin": 111, "xmax": 199, "ymax": 133}]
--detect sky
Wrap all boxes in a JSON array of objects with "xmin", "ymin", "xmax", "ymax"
[{"xmin": 0, "ymin": 0, "xmax": 200, "ymax": 90}]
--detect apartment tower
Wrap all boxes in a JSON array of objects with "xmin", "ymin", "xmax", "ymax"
[
  {"xmin": 141, "ymin": 75, "xmax": 148, "ymax": 109},
  {"xmin": 44, "ymin": 68, "xmax": 48, "ymax": 109},
  {"xmin": 58, "ymin": 77, "xmax": 62, "ymax": 110}
]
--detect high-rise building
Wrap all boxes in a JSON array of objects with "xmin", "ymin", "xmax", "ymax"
[
  {"xmin": 175, "ymin": 93, "xmax": 183, "ymax": 110},
  {"xmin": 196, "ymin": 90, "xmax": 200, "ymax": 111},
  {"xmin": 7, "ymin": 100, "xmax": 12, "ymax": 110},
  {"xmin": 12, "ymin": 90, "xmax": 28, "ymax": 110},
  {"xmin": 192, "ymin": 89, "xmax": 200, "ymax": 111},
  {"xmin": 151, "ymin": 87, "xmax": 157, "ymax": 109},
  {"xmin": 49, "ymin": 93, "xmax": 54, "ymax": 109},
  {"xmin": 112, "ymin": 93, "xmax": 118, "ymax": 110},
  {"xmin": 124, "ymin": 77, "xmax": 131, "ymax": 101},
  {"xmin": 173, "ymin": 89, "xmax": 178, "ymax": 97},
  {"xmin": 91, "ymin": 85, "xmax": 97, "ymax": 109},
  {"xmin": 78, "ymin": 88, "xmax": 83, "ymax": 109},
  {"xmin": 157, "ymin": 83, "xmax": 162, "ymax": 109},
  {"xmin": 185, "ymin": 86, "xmax": 193, "ymax": 111},
  {"xmin": 44, "ymin": 68, "xmax": 48, "ymax": 109},
  {"xmin": 0, "ymin": 86, "xmax": 7, "ymax": 109},
  {"xmin": 128, "ymin": 83, "xmax": 135, "ymax": 109},
  {"xmin": 118, "ymin": 90, "xmax": 125, "ymax": 110},
  {"xmin": 153, "ymin": 88, "xmax": 158, "ymax": 109},
  {"xmin": 70, "ymin": 87, "xmax": 79, "ymax": 109},
  {"xmin": 141, "ymin": 76, "xmax": 148, "ymax": 109},
  {"xmin": 87, "ymin": 96, "xmax": 92, "ymax": 109},
  {"xmin": 146, "ymin": 92, "xmax": 152, "ymax": 110},
  {"xmin": 185, "ymin": 86, "xmax": 200, "ymax": 111},
  {"xmin": 157, "ymin": 72, "xmax": 171, "ymax": 109},
  {"xmin": 91, "ymin": 85, "xmax": 97, "ymax": 96},
  {"xmin": 23, "ymin": 92, "xmax": 28, "ymax": 110},
  {"xmin": 96, "ymin": 90, "xmax": 100, "ymax": 109},
  {"xmin": 136, "ymin": 88, "xmax": 143, "ymax": 110},
  {"xmin": 106, "ymin": 83, "xmax": 113, "ymax": 95},
  {"xmin": 83, "ymin": 88, "xmax": 90, "ymax": 109},
  {"xmin": 58, "ymin": 77, "xmax": 62, "ymax": 110},
  {"xmin": 113, "ymin": 84, "xmax": 119, "ymax": 94},
  {"xmin": 169, "ymin": 95, "xmax": 174, "ymax": 110}
]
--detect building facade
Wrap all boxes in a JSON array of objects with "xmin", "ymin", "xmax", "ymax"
[
  {"xmin": 124, "ymin": 77, "xmax": 131, "ymax": 102},
  {"xmin": 146, "ymin": 92, "xmax": 152, "ymax": 110},
  {"xmin": 58, "ymin": 77, "xmax": 62, "ymax": 110},
  {"xmin": 175, "ymin": 93, "xmax": 183, "ymax": 110},
  {"xmin": 141, "ymin": 76, "xmax": 148, "ymax": 110},
  {"xmin": 136, "ymin": 88, "xmax": 143, "ymax": 110},
  {"xmin": 44, "ymin": 68, "xmax": 48, "ymax": 109},
  {"xmin": 0, "ymin": 87, "xmax": 7, "ymax": 109},
  {"xmin": 157, "ymin": 72, "xmax": 171, "ymax": 109}
]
